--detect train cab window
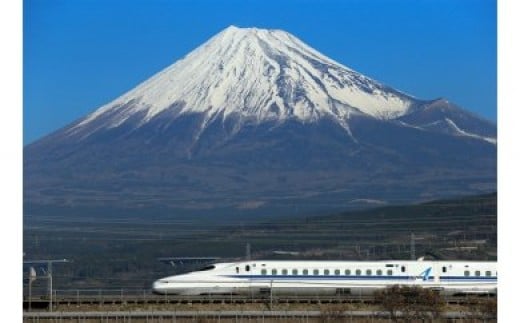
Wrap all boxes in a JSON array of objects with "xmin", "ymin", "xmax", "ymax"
[
  {"xmin": 334, "ymin": 269, "xmax": 340, "ymax": 276},
  {"xmin": 272, "ymin": 269, "xmax": 277, "ymax": 275},
  {"xmin": 401, "ymin": 266, "xmax": 406, "ymax": 273},
  {"xmin": 464, "ymin": 270, "xmax": 470, "ymax": 277},
  {"xmin": 345, "ymin": 269, "xmax": 351, "ymax": 275},
  {"xmin": 197, "ymin": 265, "xmax": 216, "ymax": 271},
  {"xmin": 303, "ymin": 269, "xmax": 309, "ymax": 275},
  {"xmin": 261, "ymin": 269, "xmax": 267, "ymax": 275},
  {"xmin": 245, "ymin": 265, "xmax": 250, "ymax": 272},
  {"xmin": 475, "ymin": 270, "xmax": 481, "ymax": 277},
  {"xmin": 442, "ymin": 266, "xmax": 447, "ymax": 273},
  {"xmin": 387, "ymin": 269, "xmax": 393, "ymax": 276},
  {"xmin": 355, "ymin": 269, "xmax": 362, "ymax": 275},
  {"xmin": 376, "ymin": 269, "xmax": 382, "ymax": 276},
  {"xmin": 282, "ymin": 269, "xmax": 288, "ymax": 275},
  {"xmin": 324, "ymin": 269, "xmax": 330, "ymax": 275},
  {"xmin": 313, "ymin": 269, "xmax": 319, "ymax": 275},
  {"xmin": 366, "ymin": 269, "xmax": 372, "ymax": 276},
  {"xmin": 485, "ymin": 271, "xmax": 492, "ymax": 277},
  {"xmin": 292, "ymin": 269, "xmax": 298, "ymax": 275}
]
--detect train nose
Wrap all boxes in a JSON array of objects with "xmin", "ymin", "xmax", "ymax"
[{"xmin": 152, "ymin": 280, "xmax": 168, "ymax": 295}]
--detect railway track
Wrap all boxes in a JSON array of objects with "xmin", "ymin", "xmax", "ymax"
[
  {"xmin": 23, "ymin": 309, "xmax": 496, "ymax": 321},
  {"xmin": 23, "ymin": 292, "xmax": 495, "ymax": 309}
]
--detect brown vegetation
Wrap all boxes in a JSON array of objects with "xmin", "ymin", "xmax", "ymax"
[
  {"xmin": 465, "ymin": 296, "xmax": 497, "ymax": 320},
  {"xmin": 374, "ymin": 285, "xmax": 444, "ymax": 322}
]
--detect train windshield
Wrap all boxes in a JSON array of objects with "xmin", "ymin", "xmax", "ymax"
[{"xmin": 195, "ymin": 265, "xmax": 216, "ymax": 271}]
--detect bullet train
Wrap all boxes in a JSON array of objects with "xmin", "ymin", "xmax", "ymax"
[{"xmin": 152, "ymin": 259, "xmax": 497, "ymax": 296}]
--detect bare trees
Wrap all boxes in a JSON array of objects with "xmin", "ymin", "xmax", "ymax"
[{"xmin": 375, "ymin": 286, "xmax": 444, "ymax": 322}]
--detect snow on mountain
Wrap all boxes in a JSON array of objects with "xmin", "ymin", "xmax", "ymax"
[
  {"xmin": 70, "ymin": 26, "xmax": 415, "ymax": 138},
  {"xmin": 25, "ymin": 25, "xmax": 496, "ymax": 216},
  {"xmin": 443, "ymin": 118, "xmax": 496, "ymax": 144},
  {"xmin": 396, "ymin": 98, "xmax": 496, "ymax": 145}
]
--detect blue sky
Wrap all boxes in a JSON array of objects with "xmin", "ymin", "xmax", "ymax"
[{"xmin": 23, "ymin": 0, "xmax": 497, "ymax": 144}]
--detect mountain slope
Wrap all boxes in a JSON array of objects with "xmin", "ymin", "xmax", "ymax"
[{"xmin": 24, "ymin": 26, "xmax": 496, "ymax": 218}]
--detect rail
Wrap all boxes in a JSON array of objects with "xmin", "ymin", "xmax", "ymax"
[
  {"xmin": 25, "ymin": 289, "xmax": 376, "ymax": 305},
  {"xmin": 23, "ymin": 310, "xmax": 497, "ymax": 320},
  {"xmin": 23, "ymin": 288, "xmax": 495, "ymax": 309}
]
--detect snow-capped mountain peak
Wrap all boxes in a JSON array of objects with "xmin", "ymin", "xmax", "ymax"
[
  {"xmin": 26, "ymin": 26, "xmax": 496, "ymax": 217},
  {"xmin": 72, "ymin": 26, "xmax": 415, "ymax": 135}
]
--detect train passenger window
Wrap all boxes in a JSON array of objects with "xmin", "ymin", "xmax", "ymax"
[
  {"xmin": 345, "ymin": 269, "xmax": 351, "ymax": 275},
  {"xmin": 355, "ymin": 269, "xmax": 361, "ymax": 275},
  {"xmin": 245, "ymin": 265, "xmax": 250, "ymax": 272},
  {"xmin": 366, "ymin": 269, "xmax": 372, "ymax": 276},
  {"xmin": 442, "ymin": 266, "xmax": 447, "ymax": 273},
  {"xmin": 313, "ymin": 269, "xmax": 319, "ymax": 275},
  {"xmin": 272, "ymin": 269, "xmax": 277, "ymax": 275},
  {"xmin": 261, "ymin": 269, "xmax": 267, "ymax": 275},
  {"xmin": 485, "ymin": 271, "xmax": 492, "ymax": 277},
  {"xmin": 236, "ymin": 267, "xmax": 239, "ymax": 274},
  {"xmin": 387, "ymin": 270, "xmax": 393, "ymax": 276},
  {"xmin": 464, "ymin": 270, "xmax": 470, "ymax": 276},
  {"xmin": 376, "ymin": 269, "xmax": 382, "ymax": 276},
  {"xmin": 324, "ymin": 269, "xmax": 330, "ymax": 275},
  {"xmin": 475, "ymin": 270, "xmax": 481, "ymax": 277},
  {"xmin": 292, "ymin": 269, "xmax": 298, "ymax": 275},
  {"xmin": 401, "ymin": 266, "xmax": 406, "ymax": 273},
  {"xmin": 282, "ymin": 269, "xmax": 288, "ymax": 275},
  {"xmin": 334, "ymin": 269, "xmax": 340, "ymax": 275},
  {"xmin": 303, "ymin": 269, "xmax": 309, "ymax": 275}
]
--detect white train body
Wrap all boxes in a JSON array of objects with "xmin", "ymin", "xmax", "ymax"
[{"xmin": 152, "ymin": 260, "xmax": 497, "ymax": 296}]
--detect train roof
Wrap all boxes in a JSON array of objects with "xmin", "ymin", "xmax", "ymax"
[{"xmin": 230, "ymin": 259, "xmax": 496, "ymax": 264}]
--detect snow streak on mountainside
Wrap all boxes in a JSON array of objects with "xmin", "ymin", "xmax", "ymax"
[{"xmin": 70, "ymin": 26, "xmax": 416, "ymax": 139}]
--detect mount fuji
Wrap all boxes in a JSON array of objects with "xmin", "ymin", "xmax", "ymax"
[{"xmin": 24, "ymin": 26, "xmax": 496, "ymax": 218}]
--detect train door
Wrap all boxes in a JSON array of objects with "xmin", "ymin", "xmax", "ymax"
[
  {"xmin": 432, "ymin": 263, "xmax": 440, "ymax": 283},
  {"xmin": 244, "ymin": 264, "xmax": 253, "ymax": 295}
]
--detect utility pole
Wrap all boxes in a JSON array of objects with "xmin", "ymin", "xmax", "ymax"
[
  {"xmin": 246, "ymin": 243, "xmax": 251, "ymax": 261},
  {"xmin": 270, "ymin": 279, "xmax": 273, "ymax": 310},
  {"xmin": 48, "ymin": 261, "xmax": 53, "ymax": 311},
  {"xmin": 410, "ymin": 233, "xmax": 416, "ymax": 260},
  {"xmin": 23, "ymin": 259, "xmax": 69, "ymax": 312},
  {"xmin": 28, "ymin": 267, "xmax": 36, "ymax": 312}
]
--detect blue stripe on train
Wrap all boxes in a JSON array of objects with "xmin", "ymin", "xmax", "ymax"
[
  {"xmin": 223, "ymin": 275, "xmax": 497, "ymax": 281},
  {"xmin": 441, "ymin": 276, "xmax": 497, "ymax": 281},
  {"xmin": 224, "ymin": 275, "xmax": 425, "ymax": 280}
]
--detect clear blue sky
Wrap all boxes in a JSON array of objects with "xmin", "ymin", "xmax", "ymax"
[{"xmin": 23, "ymin": 0, "xmax": 497, "ymax": 145}]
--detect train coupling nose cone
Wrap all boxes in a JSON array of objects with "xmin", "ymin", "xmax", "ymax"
[{"xmin": 152, "ymin": 280, "xmax": 165, "ymax": 294}]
